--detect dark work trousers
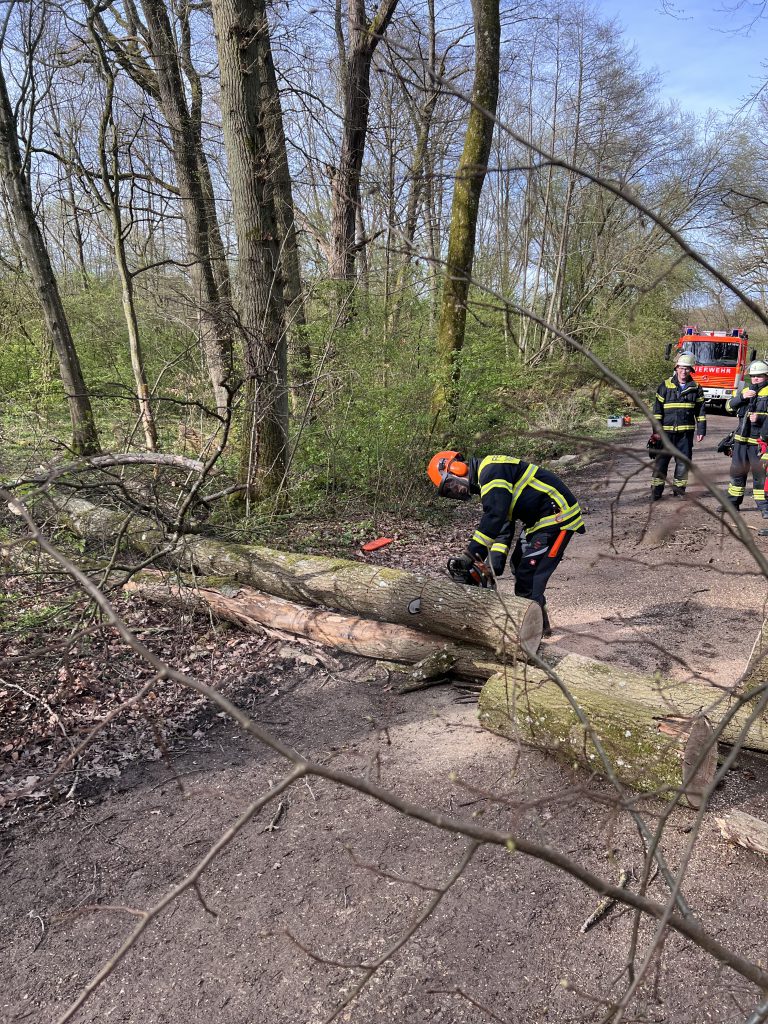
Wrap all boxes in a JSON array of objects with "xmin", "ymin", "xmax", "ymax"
[
  {"xmin": 651, "ymin": 433, "xmax": 693, "ymax": 497},
  {"xmin": 728, "ymin": 441, "xmax": 768, "ymax": 515},
  {"xmin": 511, "ymin": 526, "xmax": 574, "ymax": 619}
]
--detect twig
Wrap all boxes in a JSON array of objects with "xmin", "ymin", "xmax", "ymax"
[
  {"xmin": 263, "ymin": 799, "xmax": 287, "ymax": 833},
  {"xmin": 580, "ymin": 868, "xmax": 631, "ymax": 933}
]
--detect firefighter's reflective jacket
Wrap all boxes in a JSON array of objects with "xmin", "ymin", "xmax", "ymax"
[
  {"xmin": 465, "ymin": 455, "xmax": 585, "ymax": 563},
  {"xmin": 728, "ymin": 383, "xmax": 768, "ymax": 444},
  {"xmin": 653, "ymin": 375, "xmax": 706, "ymax": 436}
]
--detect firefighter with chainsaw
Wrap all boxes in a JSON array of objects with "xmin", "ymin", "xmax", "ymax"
[
  {"xmin": 650, "ymin": 353, "xmax": 706, "ymax": 500},
  {"xmin": 427, "ymin": 451, "xmax": 585, "ymax": 635},
  {"xmin": 725, "ymin": 360, "xmax": 768, "ymax": 520}
]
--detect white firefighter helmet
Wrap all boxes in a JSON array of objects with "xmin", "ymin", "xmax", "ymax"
[
  {"xmin": 675, "ymin": 353, "xmax": 695, "ymax": 368},
  {"xmin": 749, "ymin": 360, "xmax": 768, "ymax": 376}
]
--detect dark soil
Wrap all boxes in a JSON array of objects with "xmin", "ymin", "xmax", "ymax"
[{"xmin": 2, "ymin": 418, "xmax": 768, "ymax": 1024}]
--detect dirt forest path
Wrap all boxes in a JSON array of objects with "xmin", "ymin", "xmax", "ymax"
[
  {"xmin": 524, "ymin": 417, "xmax": 767, "ymax": 686},
  {"xmin": 3, "ymin": 421, "xmax": 768, "ymax": 1024}
]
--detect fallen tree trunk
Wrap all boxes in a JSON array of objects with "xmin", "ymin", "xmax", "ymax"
[
  {"xmin": 46, "ymin": 494, "xmax": 768, "ymax": 800},
  {"xmin": 477, "ymin": 648, "xmax": 768, "ymax": 804},
  {"xmin": 49, "ymin": 495, "xmax": 543, "ymax": 655},
  {"xmin": 123, "ymin": 574, "xmax": 503, "ymax": 680}
]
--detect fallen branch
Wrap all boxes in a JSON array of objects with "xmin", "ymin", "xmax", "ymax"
[
  {"xmin": 9, "ymin": 452, "xmax": 205, "ymax": 488},
  {"xmin": 715, "ymin": 810, "xmax": 768, "ymax": 857}
]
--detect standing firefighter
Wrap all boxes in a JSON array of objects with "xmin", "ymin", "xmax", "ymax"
[
  {"xmin": 650, "ymin": 353, "xmax": 706, "ymax": 500},
  {"xmin": 726, "ymin": 360, "xmax": 768, "ymax": 519},
  {"xmin": 427, "ymin": 451, "xmax": 585, "ymax": 635}
]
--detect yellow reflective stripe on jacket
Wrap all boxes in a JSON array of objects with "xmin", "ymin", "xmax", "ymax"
[
  {"xmin": 490, "ymin": 542, "xmax": 509, "ymax": 553},
  {"xmin": 530, "ymin": 502, "xmax": 584, "ymax": 533},
  {"xmin": 734, "ymin": 435, "xmax": 761, "ymax": 444},
  {"xmin": 663, "ymin": 402, "xmax": 697, "ymax": 409},
  {"xmin": 472, "ymin": 528, "xmax": 496, "ymax": 547},
  {"xmin": 525, "ymin": 475, "xmax": 584, "ymax": 532},
  {"xmin": 661, "ymin": 424, "xmax": 695, "ymax": 432},
  {"xmin": 478, "ymin": 455, "xmax": 521, "ymax": 472},
  {"xmin": 507, "ymin": 465, "xmax": 538, "ymax": 517}
]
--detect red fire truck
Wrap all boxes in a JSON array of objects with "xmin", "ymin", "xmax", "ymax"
[{"xmin": 665, "ymin": 326, "xmax": 756, "ymax": 412}]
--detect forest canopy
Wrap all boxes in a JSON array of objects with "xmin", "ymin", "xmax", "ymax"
[{"xmin": 0, "ymin": 0, "xmax": 765, "ymax": 502}]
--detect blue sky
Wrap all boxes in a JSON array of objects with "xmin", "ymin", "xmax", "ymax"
[{"xmin": 596, "ymin": 0, "xmax": 767, "ymax": 116}]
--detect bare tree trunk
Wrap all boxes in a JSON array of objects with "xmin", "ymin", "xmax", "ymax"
[
  {"xmin": 50, "ymin": 494, "xmax": 544, "ymax": 654},
  {"xmin": 329, "ymin": 0, "xmax": 399, "ymax": 294},
  {"xmin": 430, "ymin": 0, "xmax": 500, "ymax": 432},
  {"xmin": 64, "ymin": 172, "xmax": 90, "ymax": 292},
  {"xmin": 479, "ymin": 652, "xmax": 730, "ymax": 806},
  {"xmin": 88, "ymin": 18, "xmax": 158, "ymax": 451},
  {"xmin": 0, "ymin": 65, "xmax": 99, "ymax": 455},
  {"xmin": 255, "ymin": 7, "xmax": 310, "ymax": 388},
  {"xmin": 125, "ymin": 575, "xmax": 503, "ymax": 679},
  {"xmin": 387, "ymin": 0, "xmax": 441, "ymax": 336},
  {"xmin": 210, "ymin": 0, "xmax": 289, "ymax": 499},
  {"xmin": 137, "ymin": 0, "xmax": 234, "ymax": 413},
  {"xmin": 538, "ymin": 25, "xmax": 585, "ymax": 364}
]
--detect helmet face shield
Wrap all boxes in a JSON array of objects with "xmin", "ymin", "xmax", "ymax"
[{"xmin": 438, "ymin": 472, "xmax": 470, "ymax": 501}]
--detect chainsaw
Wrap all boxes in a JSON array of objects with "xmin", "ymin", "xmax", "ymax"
[{"xmin": 446, "ymin": 557, "xmax": 496, "ymax": 589}]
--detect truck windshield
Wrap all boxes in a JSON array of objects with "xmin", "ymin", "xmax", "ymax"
[{"xmin": 681, "ymin": 341, "xmax": 740, "ymax": 365}]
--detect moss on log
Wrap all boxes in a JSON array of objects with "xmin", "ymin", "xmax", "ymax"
[
  {"xmin": 52, "ymin": 495, "xmax": 543, "ymax": 655},
  {"xmin": 478, "ymin": 653, "xmax": 721, "ymax": 805}
]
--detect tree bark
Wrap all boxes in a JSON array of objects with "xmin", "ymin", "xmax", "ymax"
[
  {"xmin": 138, "ymin": 0, "xmax": 234, "ymax": 413},
  {"xmin": 255, "ymin": 5, "xmax": 310, "ymax": 387},
  {"xmin": 430, "ymin": 0, "xmax": 500, "ymax": 432},
  {"xmin": 0, "ymin": 66, "xmax": 99, "ymax": 455},
  {"xmin": 87, "ymin": 23, "xmax": 158, "ymax": 452},
  {"xmin": 211, "ymin": 0, "xmax": 289, "ymax": 499},
  {"xmin": 715, "ymin": 810, "xmax": 768, "ymax": 857},
  {"xmin": 123, "ymin": 574, "xmax": 503, "ymax": 678}
]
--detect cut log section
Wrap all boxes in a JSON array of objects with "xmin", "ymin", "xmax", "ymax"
[
  {"xmin": 123, "ymin": 575, "xmax": 504, "ymax": 680},
  {"xmin": 51, "ymin": 495, "xmax": 543, "ymax": 655},
  {"xmin": 478, "ymin": 651, "xmax": 726, "ymax": 806},
  {"xmin": 715, "ymin": 810, "xmax": 768, "ymax": 857}
]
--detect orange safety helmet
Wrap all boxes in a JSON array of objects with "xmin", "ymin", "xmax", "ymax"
[{"xmin": 427, "ymin": 450, "xmax": 470, "ymax": 500}]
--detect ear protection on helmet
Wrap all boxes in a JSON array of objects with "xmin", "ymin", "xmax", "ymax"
[
  {"xmin": 427, "ymin": 450, "xmax": 470, "ymax": 501},
  {"xmin": 427, "ymin": 450, "xmax": 468, "ymax": 488}
]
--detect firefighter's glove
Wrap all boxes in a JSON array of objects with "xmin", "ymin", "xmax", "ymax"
[
  {"xmin": 489, "ymin": 552, "xmax": 507, "ymax": 577},
  {"xmin": 650, "ymin": 433, "xmax": 661, "ymax": 443},
  {"xmin": 449, "ymin": 552, "xmax": 474, "ymax": 573},
  {"xmin": 447, "ymin": 553, "xmax": 495, "ymax": 589},
  {"xmin": 759, "ymin": 439, "xmax": 768, "ymax": 458}
]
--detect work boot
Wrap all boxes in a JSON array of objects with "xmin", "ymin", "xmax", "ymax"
[
  {"xmin": 651, "ymin": 487, "xmax": 663, "ymax": 502},
  {"xmin": 541, "ymin": 604, "xmax": 552, "ymax": 638},
  {"xmin": 672, "ymin": 487, "xmax": 685, "ymax": 498}
]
